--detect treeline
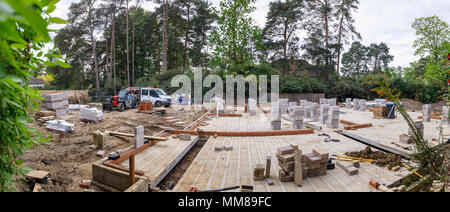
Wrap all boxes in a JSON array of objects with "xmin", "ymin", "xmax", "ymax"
[{"xmin": 46, "ymin": 0, "xmax": 449, "ymax": 103}]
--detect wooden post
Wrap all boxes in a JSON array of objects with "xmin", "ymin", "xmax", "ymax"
[{"xmin": 129, "ymin": 154, "xmax": 135, "ymax": 186}]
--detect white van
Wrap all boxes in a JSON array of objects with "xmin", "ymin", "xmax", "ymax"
[{"xmin": 140, "ymin": 88, "xmax": 172, "ymax": 107}]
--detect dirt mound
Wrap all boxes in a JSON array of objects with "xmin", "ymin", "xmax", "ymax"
[{"xmin": 345, "ymin": 147, "xmax": 402, "ymax": 170}]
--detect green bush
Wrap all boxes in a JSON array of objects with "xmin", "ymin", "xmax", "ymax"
[{"xmin": 0, "ymin": 0, "xmax": 68, "ymax": 191}]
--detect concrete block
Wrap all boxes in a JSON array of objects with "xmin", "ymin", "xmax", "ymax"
[
  {"xmin": 399, "ymin": 134, "xmax": 413, "ymax": 144},
  {"xmin": 45, "ymin": 120, "xmax": 75, "ymax": 133},
  {"xmin": 178, "ymin": 134, "xmax": 191, "ymax": 141},
  {"xmin": 294, "ymin": 149, "xmax": 303, "ymax": 186},
  {"xmin": 224, "ymin": 145, "xmax": 233, "ymax": 151},
  {"xmin": 265, "ymin": 156, "xmax": 271, "ymax": 178},
  {"xmin": 134, "ymin": 126, "xmax": 144, "ymax": 149},
  {"xmin": 42, "ymin": 93, "xmax": 68, "ymax": 102},
  {"xmin": 278, "ymin": 161, "xmax": 294, "ymax": 173},
  {"xmin": 254, "ymin": 164, "xmax": 265, "ymax": 181},
  {"xmin": 276, "ymin": 153, "xmax": 294, "ymax": 163},
  {"xmin": 80, "ymin": 107, "xmax": 104, "ymax": 122}
]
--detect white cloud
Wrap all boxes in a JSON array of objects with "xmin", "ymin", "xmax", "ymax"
[{"xmin": 50, "ymin": 0, "xmax": 450, "ymax": 68}]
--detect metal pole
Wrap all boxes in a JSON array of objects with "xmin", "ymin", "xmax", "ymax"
[{"xmin": 129, "ymin": 154, "xmax": 135, "ymax": 186}]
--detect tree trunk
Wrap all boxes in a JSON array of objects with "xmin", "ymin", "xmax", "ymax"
[
  {"xmin": 88, "ymin": 3, "xmax": 100, "ymax": 91},
  {"xmin": 132, "ymin": 23, "xmax": 135, "ymax": 87},
  {"xmin": 126, "ymin": 0, "xmax": 130, "ymax": 86},
  {"xmin": 283, "ymin": 20, "xmax": 288, "ymax": 76},
  {"xmin": 183, "ymin": 2, "xmax": 191, "ymax": 71},
  {"xmin": 112, "ymin": 14, "xmax": 116, "ymax": 95},
  {"xmin": 162, "ymin": 0, "xmax": 169, "ymax": 74},
  {"xmin": 337, "ymin": 0, "xmax": 345, "ymax": 77}
]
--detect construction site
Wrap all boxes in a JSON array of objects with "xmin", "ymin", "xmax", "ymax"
[{"xmin": 17, "ymin": 92, "xmax": 450, "ymax": 193}]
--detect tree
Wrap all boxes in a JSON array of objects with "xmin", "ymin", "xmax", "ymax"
[
  {"xmin": 367, "ymin": 42, "xmax": 394, "ymax": 73},
  {"xmin": 341, "ymin": 41, "xmax": 369, "ymax": 78},
  {"xmin": 0, "ymin": 0, "xmax": 69, "ymax": 191},
  {"xmin": 412, "ymin": 16, "xmax": 449, "ymax": 83},
  {"xmin": 412, "ymin": 16, "xmax": 449, "ymax": 63},
  {"xmin": 209, "ymin": 0, "xmax": 262, "ymax": 72},
  {"xmin": 334, "ymin": 0, "xmax": 361, "ymax": 76},
  {"xmin": 263, "ymin": 0, "xmax": 304, "ymax": 76}
]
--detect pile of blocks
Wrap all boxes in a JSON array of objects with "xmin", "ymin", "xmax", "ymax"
[
  {"xmin": 304, "ymin": 102, "xmax": 312, "ymax": 119},
  {"xmin": 422, "ymin": 104, "xmax": 431, "ymax": 122},
  {"xmin": 277, "ymin": 145, "xmax": 297, "ymax": 182},
  {"xmin": 400, "ymin": 121, "xmax": 424, "ymax": 144},
  {"xmin": 327, "ymin": 106, "xmax": 340, "ymax": 129},
  {"xmin": 303, "ymin": 150, "xmax": 329, "ymax": 177},
  {"xmin": 320, "ymin": 104, "xmax": 329, "ymax": 124},
  {"xmin": 373, "ymin": 106, "xmax": 387, "ymax": 119},
  {"xmin": 41, "ymin": 93, "xmax": 69, "ymax": 116},
  {"xmin": 138, "ymin": 101, "xmax": 153, "ymax": 112},
  {"xmin": 359, "ymin": 99, "xmax": 367, "ymax": 111},
  {"xmin": 248, "ymin": 98, "xmax": 257, "ymax": 116},
  {"xmin": 271, "ymin": 102, "xmax": 282, "ymax": 130},
  {"xmin": 93, "ymin": 130, "xmax": 110, "ymax": 149},
  {"xmin": 443, "ymin": 106, "xmax": 449, "ymax": 124},
  {"xmin": 80, "ymin": 107, "xmax": 104, "ymax": 123},
  {"xmin": 291, "ymin": 106, "xmax": 304, "ymax": 129},
  {"xmin": 277, "ymin": 145, "xmax": 329, "ymax": 183},
  {"xmin": 345, "ymin": 98, "xmax": 352, "ymax": 109}
]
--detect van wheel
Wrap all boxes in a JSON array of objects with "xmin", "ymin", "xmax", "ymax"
[{"xmin": 155, "ymin": 101, "xmax": 162, "ymax": 107}]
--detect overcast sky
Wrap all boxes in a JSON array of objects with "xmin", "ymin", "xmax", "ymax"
[{"xmin": 51, "ymin": 0, "xmax": 450, "ymax": 68}]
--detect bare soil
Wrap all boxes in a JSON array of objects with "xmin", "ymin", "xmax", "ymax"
[{"xmin": 15, "ymin": 106, "xmax": 202, "ymax": 192}]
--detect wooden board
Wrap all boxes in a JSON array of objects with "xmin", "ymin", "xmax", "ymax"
[{"xmin": 172, "ymin": 109, "xmax": 406, "ymax": 192}]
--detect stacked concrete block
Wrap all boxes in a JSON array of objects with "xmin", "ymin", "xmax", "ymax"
[
  {"xmin": 41, "ymin": 93, "xmax": 69, "ymax": 116},
  {"xmin": 288, "ymin": 102, "xmax": 298, "ymax": 120},
  {"xmin": 422, "ymin": 104, "xmax": 431, "ymax": 122},
  {"xmin": 304, "ymin": 103, "xmax": 312, "ymax": 119},
  {"xmin": 303, "ymin": 150, "xmax": 328, "ymax": 177},
  {"xmin": 353, "ymin": 99, "xmax": 360, "ymax": 111},
  {"xmin": 292, "ymin": 106, "xmax": 304, "ymax": 129},
  {"xmin": 253, "ymin": 164, "xmax": 265, "ymax": 181},
  {"xmin": 345, "ymin": 98, "xmax": 352, "ymax": 109},
  {"xmin": 442, "ymin": 106, "xmax": 449, "ymax": 124},
  {"xmin": 311, "ymin": 103, "xmax": 319, "ymax": 122},
  {"xmin": 320, "ymin": 104, "xmax": 329, "ymax": 125},
  {"xmin": 134, "ymin": 126, "xmax": 145, "ymax": 149},
  {"xmin": 300, "ymin": 100, "xmax": 307, "ymax": 106},
  {"xmin": 319, "ymin": 98, "xmax": 327, "ymax": 105},
  {"xmin": 248, "ymin": 98, "xmax": 257, "ymax": 116},
  {"xmin": 80, "ymin": 107, "xmax": 104, "ymax": 123},
  {"xmin": 271, "ymin": 102, "xmax": 282, "ymax": 130},
  {"xmin": 359, "ymin": 99, "xmax": 367, "ymax": 111},
  {"xmin": 93, "ymin": 130, "xmax": 110, "ymax": 149},
  {"xmin": 401, "ymin": 121, "xmax": 424, "ymax": 144},
  {"xmin": 329, "ymin": 98, "xmax": 337, "ymax": 106},
  {"xmin": 327, "ymin": 106, "xmax": 340, "ymax": 129},
  {"xmin": 277, "ymin": 146, "xmax": 295, "ymax": 182},
  {"xmin": 279, "ymin": 99, "xmax": 289, "ymax": 115}
]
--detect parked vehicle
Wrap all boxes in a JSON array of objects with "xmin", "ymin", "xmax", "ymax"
[
  {"xmin": 102, "ymin": 88, "xmax": 140, "ymax": 112},
  {"xmin": 140, "ymin": 88, "xmax": 172, "ymax": 107}
]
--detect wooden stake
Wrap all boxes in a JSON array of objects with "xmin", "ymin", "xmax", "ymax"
[{"xmin": 129, "ymin": 154, "xmax": 135, "ymax": 186}]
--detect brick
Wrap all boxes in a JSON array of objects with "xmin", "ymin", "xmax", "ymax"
[
  {"xmin": 224, "ymin": 145, "xmax": 233, "ymax": 151},
  {"xmin": 80, "ymin": 182, "xmax": 90, "ymax": 189},
  {"xmin": 369, "ymin": 179, "xmax": 380, "ymax": 189},
  {"xmin": 254, "ymin": 164, "xmax": 265, "ymax": 181},
  {"xmin": 277, "ymin": 146, "xmax": 294, "ymax": 155},
  {"xmin": 276, "ymin": 153, "xmax": 294, "ymax": 163}
]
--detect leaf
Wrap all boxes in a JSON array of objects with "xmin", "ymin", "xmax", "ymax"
[
  {"xmin": 54, "ymin": 60, "xmax": 72, "ymax": 68},
  {"xmin": 49, "ymin": 17, "xmax": 66, "ymax": 24}
]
